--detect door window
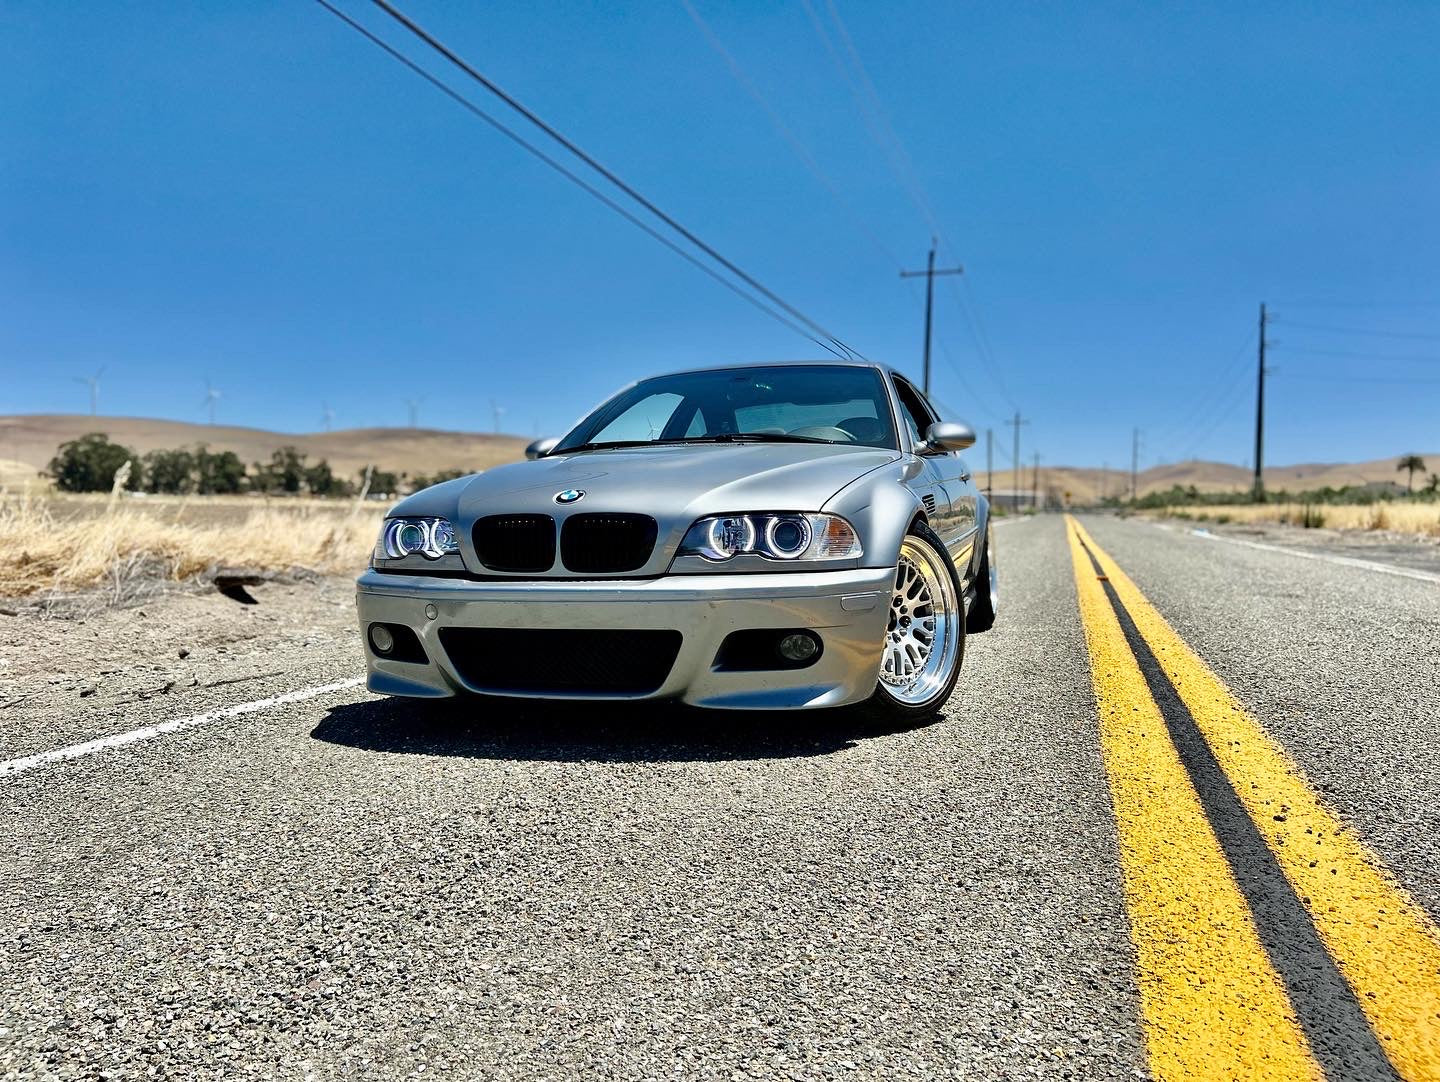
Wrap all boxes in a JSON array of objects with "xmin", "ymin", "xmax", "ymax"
[{"xmin": 892, "ymin": 378, "xmax": 938, "ymax": 448}]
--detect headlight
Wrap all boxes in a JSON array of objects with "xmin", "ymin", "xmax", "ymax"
[
  {"xmin": 375, "ymin": 517, "xmax": 462, "ymax": 561},
  {"xmin": 678, "ymin": 513, "xmax": 861, "ymax": 562}
]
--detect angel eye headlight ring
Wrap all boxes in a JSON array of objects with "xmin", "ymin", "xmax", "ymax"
[
  {"xmin": 678, "ymin": 513, "xmax": 860, "ymax": 563},
  {"xmin": 763, "ymin": 515, "xmax": 812, "ymax": 559},
  {"xmin": 704, "ymin": 516, "xmax": 757, "ymax": 560},
  {"xmin": 379, "ymin": 517, "xmax": 462, "ymax": 561}
]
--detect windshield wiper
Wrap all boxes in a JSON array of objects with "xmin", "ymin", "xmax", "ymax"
[
  {"xmin": 556, "ymin": 433, "xmax": 836, "ymax": 455},
  {"xmin": 674, "ymin": 433, "xmax": 836, "ymax": 445},
  {"xmin": 552, "ymin": 439, "xmax": 661, "ymax": 454}
]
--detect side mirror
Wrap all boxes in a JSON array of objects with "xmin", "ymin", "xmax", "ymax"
[
  {"xmin": 525, "ymin": 437, "xmax": 559, "ymax": 460},
  {"xmin": 923, "ymin": 421, "xmax": 976, "ymax": 452}
]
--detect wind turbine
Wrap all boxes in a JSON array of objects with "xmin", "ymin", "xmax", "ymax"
[
  {"xmin": 405, "ymin": 398, "xmax": 423, "ymax": 429},
  {"xmin": 490, "ymin": 399, "xmax": 507, "ymax": 434},
  {"xmin": 73, "ymin": 367, "xmax": 104, "ymax": 416},
  {"xmin": 201, "ymin": 379, "xmax": 221, "ymax": 425},
  {"xmin": 320, "ymin": 402, "xmax": 336, "ymax": 431}
]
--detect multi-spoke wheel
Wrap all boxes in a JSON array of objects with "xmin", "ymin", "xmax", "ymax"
[{"xmin": 868, "ymin": 522, "xmax": 964, "ymax": 718}]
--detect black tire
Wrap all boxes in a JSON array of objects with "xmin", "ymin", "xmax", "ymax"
[
  {"xmin": 862, "ymin": 521, "xmax": 966, "ymax": 721},
  {"xmin": 966, "ymin": 524, "xmax": 998, "ymax": 634}
]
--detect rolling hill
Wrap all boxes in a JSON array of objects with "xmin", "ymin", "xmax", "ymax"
[
  {"xmin": 984, "ymin": 454, "xmax": 1437, "ymax": 504},
  {"xmin": 0, "ymin": 415, "xmax": 530, "ymax": 487},
  {"xmin": 1, "ymin": 414, "xmax": 1432, "ymax": 502}
]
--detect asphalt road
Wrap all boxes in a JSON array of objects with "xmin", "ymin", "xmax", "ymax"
[{"xmin": 2, "ymin": 514, "xmax": 1437, "ymax": 1081}]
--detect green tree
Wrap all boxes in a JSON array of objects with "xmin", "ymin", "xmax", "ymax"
[
  {"xmin": 195, "ymin": 446, "xmax": 246, "ymax": 494},
  {"xmin": 256, "ymin": 446, "xmax": 307, "ymax": 494},
  {"xmin": 142, "ymin": 447, "xmax": 196, "ymax": 494},
  {"xmin": 47, "ymin": 433, "xmax": 142, "ymax": 493},
  {"xmin": 1397, "ymin": 454, "xmax": 1427, "ymax": 493},
  {"xmin": 1425, "ymin": 473, "xmax": 1440, "ymax": 496},
  {"xmin": 304, "ymin": 459, "xmax": 352, "ymax": 497},
  {"xmin": 358, "ymin": 466, "xmax": 399, "ymax": 496}
]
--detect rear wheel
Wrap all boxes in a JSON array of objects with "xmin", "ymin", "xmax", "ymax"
[
  {"xmin": 865, "ymin": 522, "xmax": 965, "ymax": 720},
  {"xmin": 966, "ymin": 524, "xmax": 998, "ymax": 633}
]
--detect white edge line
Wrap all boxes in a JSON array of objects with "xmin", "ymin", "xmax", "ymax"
[
  {"xmin": 1177, "ymin": 525, "xmax": 1440, "ymax": 585},
  {"xmin": 0, "ymin": 676, "xmax": 367, "ymax": 780}
]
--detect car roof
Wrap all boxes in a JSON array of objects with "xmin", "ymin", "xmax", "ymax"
[{"xmin": 647, "ymin": 358, "xmax": 910, "ymax": 382}]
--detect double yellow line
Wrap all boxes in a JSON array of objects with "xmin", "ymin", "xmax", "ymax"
[{"xmin": 1065, "ymin": 515, "xmax": 1440, "ymax": 1080}]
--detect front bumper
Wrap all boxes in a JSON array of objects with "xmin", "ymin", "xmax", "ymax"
[{"xmin": 354, "ymin": 566, "xmax": 894, "ymax": 710}]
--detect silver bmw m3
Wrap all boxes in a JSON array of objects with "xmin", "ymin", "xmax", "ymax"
[{"xmin": 356, "ymin": 361, "xmax": 997, "ymax": 718}]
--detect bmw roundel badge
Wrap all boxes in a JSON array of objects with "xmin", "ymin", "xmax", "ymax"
[{"xmin": 555, "ymin": 489, "xmax": 585, "ymax": 504}]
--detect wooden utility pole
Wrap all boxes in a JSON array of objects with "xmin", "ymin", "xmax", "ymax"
[
  {"xmin": 1005, "ymin": 411, "xmax": 1028, "ymax": 513},
  {"xmin": 1032, "ymin": 452, "xmax": 1040, "ymax": 509},
  {"xmin": 1253, "ymin": 303, "xmax": 1268, "ymax": 501},
  {"xmin": 1131, "ymin": 428, "xmax": 1141, "ymax": 502},
  {"xmin": 985, "ymin": 428, "xmax": 993, "ymax": 496},
  {"xmin": 899, "ymin": 241, "xmax": 963, "ymax": 394}
]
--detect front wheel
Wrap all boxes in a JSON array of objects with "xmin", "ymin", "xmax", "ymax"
[{"xmin": 864, "ymin": 523, "xmax": 965, "ymax": 720}]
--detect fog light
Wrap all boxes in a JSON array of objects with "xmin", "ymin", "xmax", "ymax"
[
  {"xmin": 369, "ymin": 624, "xmax": 396, "ymax": 656},
  {"xmin": 777, "ymin": 632, "xmax": 820, "ymax": 663}
]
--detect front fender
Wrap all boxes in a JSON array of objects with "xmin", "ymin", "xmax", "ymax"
[{"xmin": 821, "ymin": 461, "xmax": 926, "ymax": 571}]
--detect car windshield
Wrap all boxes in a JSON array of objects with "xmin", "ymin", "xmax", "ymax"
[{"xmin": 556, "ymin": 365, "xmax": 898, "ymax": 452}]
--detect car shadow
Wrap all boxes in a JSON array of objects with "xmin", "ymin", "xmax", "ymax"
[{"xmin": 310, "ymin": 694, "xmax": 939, "ymax": 763}]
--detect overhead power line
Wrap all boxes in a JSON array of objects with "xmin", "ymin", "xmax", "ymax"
[
  {"xmin": 1161, "ymin": 329, "xmax": 1255, "ymax": 460},
  {"xmin": 674, "ymin": 0, "xmax": 1009, "ymax": 423},
  {"xmin": 677, "ymin": 0, "xmax": 906, "ymax": 271},
  {"xmin": 1276, "ymin": 374, "xmax": 1440, "ymax": 386},
  {"xmin": 940, "ymin": 254, "xmax": 1019, "ymax": 412},
  {"xmin": 311, "ymin": 0, "xmax": 846, "ymax": 356},
  {"xmin": 795, "ymin": 0, "xmax": 1018, "ymax": 409},
  {"xmin": 1269, "ymin": 319, "xmax": 1440, "ymax": 342},
  {"xmin": 351, "ymin": 0, "xmax": 866, "ymax": 361},
  {"xmin": 1271, "ymin": 345, "xmax": 1440, "ymax": 365}
]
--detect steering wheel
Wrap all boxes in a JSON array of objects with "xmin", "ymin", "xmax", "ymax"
[{"xmin": 788, "ymin": 425, "xmax": 855, "ymax": 442}]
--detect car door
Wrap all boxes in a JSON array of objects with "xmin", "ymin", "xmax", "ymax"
[{"xmin": 892, "ymin": 376, "xmax": 979, "ymax": 575}]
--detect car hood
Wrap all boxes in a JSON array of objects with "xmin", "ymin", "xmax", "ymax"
[
  {"xmin": 391, "ymin": 442, "xmax": 899, "ymax": 519},
  {"xmin": 458, "ymin": 442, "xmax": 899, "ymax": 518}
]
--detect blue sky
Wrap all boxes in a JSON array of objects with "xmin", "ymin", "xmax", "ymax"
[{"xmin": 3, "ymin": 1, "xmax": 1438, "ymax": 470}]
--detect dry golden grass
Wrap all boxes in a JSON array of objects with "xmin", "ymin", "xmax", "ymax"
[
  {"xmin": 0, "ymin": 492, "xmax": 378, "ymax": 599},
  {"xmin": 1153, "ymin": 501, "xmax": 1440, "ymax": 538}
]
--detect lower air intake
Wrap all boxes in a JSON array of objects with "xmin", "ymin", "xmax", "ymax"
[{"xmin": 439, "ymin": 628, "xmax": 682, "ymax": 695}]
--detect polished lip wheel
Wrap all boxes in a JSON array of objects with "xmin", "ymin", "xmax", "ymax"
[{"xmin": 879, "ymin": 534, "xmax": 960, "ymax": 705}]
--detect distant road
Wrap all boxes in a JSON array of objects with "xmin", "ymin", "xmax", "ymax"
[{"xmin": 3, "ymin": 516, "xmax": 1437, "ymax": 1080}]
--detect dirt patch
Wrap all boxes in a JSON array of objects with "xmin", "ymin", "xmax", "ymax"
[{"xmin": 0, "ymin": 574, "xmax": 361, "ymax": 759}]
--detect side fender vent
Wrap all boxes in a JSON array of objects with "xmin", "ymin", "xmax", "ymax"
[{"xmin": 922, "ymin": 493, "xmax": 937, "ymax": 516}]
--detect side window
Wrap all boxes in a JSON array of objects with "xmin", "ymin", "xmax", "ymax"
[{"xmin": 892, "ymin": 378, "xmax": 937, "ymax": 448}]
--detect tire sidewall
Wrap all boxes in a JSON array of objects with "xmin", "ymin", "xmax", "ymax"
[{"xmin": 966, "ymin": 523, "xmax": 998, "ymax": 633}]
